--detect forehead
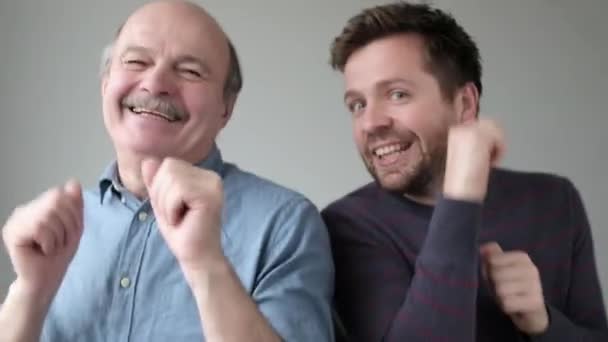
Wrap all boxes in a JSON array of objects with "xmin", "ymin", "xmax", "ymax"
[
  {"xmin": 115, "ymin": 5, "xmax": 229, "ymax": 67},
  {"xmin": 343, "ymin": 34, "xmax": 431, "ymax": 89}
]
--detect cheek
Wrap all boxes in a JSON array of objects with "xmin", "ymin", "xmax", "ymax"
[
  {"xmin": 352, "ymin": 122, "xmax": 368, "ymax": 154},
  {"xmin": 104, "ymin": 71, "xmax": 137, "ymax": 103},
  {"xmin": 182, "ymin": 87, "xmax": 223, "ymax": 117}
]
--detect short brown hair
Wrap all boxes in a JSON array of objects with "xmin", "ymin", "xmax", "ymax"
[{"xmin": 330, "ymin": 1, "xmax": 482, "ymax": 99}]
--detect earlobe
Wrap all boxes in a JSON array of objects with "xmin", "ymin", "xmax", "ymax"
[{"xmin": 457, "ymin": 82, "xmax": 479, "ymax": 123}]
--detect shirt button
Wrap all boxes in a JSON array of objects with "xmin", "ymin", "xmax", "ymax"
[
  {"xmin": 120, "ymin": 197, "xmax": 126, "ymax": 204},
  {"xmin": 138, "ymin": 211, "xmax": 148, "ymax": 222},
  {"xmin": 120, "ymin": 277, "xmax": 131, "ymax": 288}
]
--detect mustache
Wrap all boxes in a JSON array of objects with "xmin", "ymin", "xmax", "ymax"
[{"xmin": 121, "ymin": 93, "xmax": 189, "ymax": 121}]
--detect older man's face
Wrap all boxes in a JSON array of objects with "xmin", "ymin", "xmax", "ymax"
[{"xmin": 102, "ymin": 2, "xmax": 232, "ymax": 163}]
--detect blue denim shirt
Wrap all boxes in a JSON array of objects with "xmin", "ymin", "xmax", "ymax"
[{"xmin": 41, "ymin": 145, "xmax": 335, "ymax": 341}]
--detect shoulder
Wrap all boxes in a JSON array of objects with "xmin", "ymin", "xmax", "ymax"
[
  {"xmin": 322, "ymin": 182, "xmax": 381, "ymax": 218},
  {"xmin": 221, "ymin": 162, "xmax": 318, "ymax": 214},
  {"xmin": 320, "ymin": 182, "xmax": 391, "ymax": 241},
  {"xmin": 488, "ymin": 167, "xmax": 575, "ymax": 199}
]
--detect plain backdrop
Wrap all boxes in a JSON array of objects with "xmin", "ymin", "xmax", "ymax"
[{"xmin": 1, "ymin": 0, "xmax": 606, "ymax": 308}]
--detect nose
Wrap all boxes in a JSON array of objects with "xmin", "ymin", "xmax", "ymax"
[
  {"xmin": 360, "ymin": 102, "xmax": 392, "ymax": 134},
  {"xmin": 139, "ymin": 65, "xmax": 177, "ymax": 97}
]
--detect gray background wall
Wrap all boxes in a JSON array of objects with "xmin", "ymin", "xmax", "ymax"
[{"xmin": 1, "ymin": 0, "xmax": 606, "ymax": 308}]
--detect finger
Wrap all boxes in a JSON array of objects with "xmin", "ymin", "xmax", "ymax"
[
  {"xmin": 32, "ymin": 214, "xmax": 63, "ymax": 256},
  {"xmin": 141, "ymin": 158, "xmax": 162, "ymax": 193},
  {"xmin": 479, "ymin": 118, "xmax": 506, "ymax": 165},
  {"xmin": 487, "ymin": 251, "xmax": 532, "ymax": 268},
  {"xmin": 500, "ymin": 293, "xmax": 543, "ymax": 315},
  {"xmin": 480, "ymin": 241, "xmax": 503, "ymax": 259},
  {"xmin": 59, "ymin": 181, "xmax": 83, "ymax": 246},
  {"xmin": 147, "ymin": 160, "xmax": 166, "ymax": 221},
  {"xmin": 48, "ymin": 211, "xmax": 69, "ymax": 250},
  {"xmin": 490, "ymin": 263, "xmax": 538, "ymax": 285},
  {"xmin": 37, "ymin": 187, "xmax": 69, "ymax": 253},
  {"xmin": 161, "ymin": 169, "xmax": 187, "ymax": 226},
  {"xmin": 494, "ymin": 279, "xmax": 529, "ymax": 298}
]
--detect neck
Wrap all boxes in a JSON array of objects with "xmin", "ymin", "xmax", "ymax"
[
  {"xmin": 115, "ymin": 151, "xmax": 149, "ymax": 200},
  {"xmin": 403, "ymin": 173, "xmax": 445, "ymax": 206}
]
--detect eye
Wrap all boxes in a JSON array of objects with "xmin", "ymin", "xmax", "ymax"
[
  {"xmin": 179, "ymin": 68, "xmax": 202, "ymax": 78},
  {"xmin": 123, "ymin": 59, "xmax": 147, "ymax": 69},
  {"xmin": 347, "ymin": 100, "xmax": 365, "ymax": 114},
  {"xmin": 390, "ymin": 90, "xmax": 408, "ymax": 100}
]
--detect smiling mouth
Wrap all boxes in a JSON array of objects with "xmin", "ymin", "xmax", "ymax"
[
  {"xmin": 128, "ymin": 106, "xmax": 179, "ymax": 122},
  {"xmin": 372, "ymin": 141, "xmax": 413, "ymax": 159}
]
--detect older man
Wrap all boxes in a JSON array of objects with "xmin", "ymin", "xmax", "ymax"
[{"xmin": 0, "ymin": 1, "xmax": 334, "ymax": 341}]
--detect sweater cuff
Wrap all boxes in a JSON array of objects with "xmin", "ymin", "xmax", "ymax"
[{"xmin": 528, "ymin": 305, "xmax": 575, "ymax": 342}]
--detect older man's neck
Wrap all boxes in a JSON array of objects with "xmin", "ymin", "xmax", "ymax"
[{"xmin": 116, "ymin": 155, "xmax": 149, "ymax": 200}]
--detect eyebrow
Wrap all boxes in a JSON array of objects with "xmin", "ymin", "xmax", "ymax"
[
  {"xmin": 344, "ymin": 78, "xmax": 416, "ymax": 102},
  {"xmin": 120, "ymin": 45, "xmax": 212, "ymax": 76}
]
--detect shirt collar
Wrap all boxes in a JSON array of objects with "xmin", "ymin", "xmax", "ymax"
[{"xmin": 98, "ymin": 144, "xmax": 225, "ymax": 204}]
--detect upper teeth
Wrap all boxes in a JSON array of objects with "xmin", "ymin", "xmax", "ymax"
[
  {"xmin": 374, "ymin": 144, "xmax": 406, "ymax": 157},
  {"xmin": 132, "ymin": 107, "xmax": 174, "ymax": 121}
]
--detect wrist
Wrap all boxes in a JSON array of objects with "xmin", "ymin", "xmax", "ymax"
[{"xmin": 181, "ymin": 253, "xmax": 232, "ymax": 293}]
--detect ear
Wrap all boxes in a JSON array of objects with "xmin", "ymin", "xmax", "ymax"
[
  {"xmin": 101, "ymin": 74, "xmax": 108, "ymax": 97},
  {"xmin": 454, "ymin": 82, "xmax": 479, "ymax": 124},
  {"xmin": 220, "ymin": 94, "xmax": 237, "ymax": 128}
]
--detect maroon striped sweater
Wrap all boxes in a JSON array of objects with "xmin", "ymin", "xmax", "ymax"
[{"xmin": 322, "ymin": 168, "xmax": 607, "ymax": 341}]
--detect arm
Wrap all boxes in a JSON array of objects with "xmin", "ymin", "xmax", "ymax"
[
  {"xmin": 142, "ymin": 158, "xmax": 334, "ymax": 342},
  {"xmin": 187, "ymin": 257, "xmax": 283, "ymax": 342},
  {"xmin": 325, "ymin": 197, "xmax": 482, "ymax": 342},
  {"xmin": 1, "ymin": 180, "xmax": 84, "ymax": 342},
  {"xmin": 249, "ymin": 198, "xmax": 335, "ymax": 342},
  {"xmin": 190, "ymin": 198, "xmax": 334, "ymax": 342},
  {"xmin": 0, "ymin": 280, "xmax": 53, "ymax": 342},
  {"xmin": 529, "ymin": 179, "xmax": 608, "ymax": 341},
  {"xmin": 326, "ymin": 119, "xmax": 505, "ymax": 341}
]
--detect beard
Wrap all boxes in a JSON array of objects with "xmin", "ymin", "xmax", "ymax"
[{"xmin": 362, "ymin": 135, "xmax": 447, "ymax": 198}]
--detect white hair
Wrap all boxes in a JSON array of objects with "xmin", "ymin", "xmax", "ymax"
[{"xmin": 99, "ymin": 42, "xmax": 114, "ymax": 78}]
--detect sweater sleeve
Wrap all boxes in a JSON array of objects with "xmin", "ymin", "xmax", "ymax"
[
  {"xmin": 323, "ymin": 197, "xmax": 482, "ymax": 341},
  {"xmin": 529, "ymin": 178, "xmax": 608, "ymax": 341}
]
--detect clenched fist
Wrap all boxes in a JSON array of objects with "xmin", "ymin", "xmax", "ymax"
[
  {"xmin": 444, "ymin": 118, "xmax": 505, "ymax": 202},
  {"xmin": 2, "ymin": 180, "xmax": 84, "ymax": 300},
  {"xmin": 141, "ymin": 158, "xmax": 224, "ymax": 284},
  {"xmin": 481, "ymin": 242, "xmax": 549, "ymax": 335}
]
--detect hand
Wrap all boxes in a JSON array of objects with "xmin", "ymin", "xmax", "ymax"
[
  {"xmin": 480, "ymin": 242, "xmax": 549, "ymax": 335},
  {"xmin": 443, "ymin": 118, "xmax": 505, "ymax": 202},
  {"xmin": 2, "ymin": 180, "xmax": 84, "ymax": 302},
  {"xmin": 141, "ymin": 158, "xmax": 225, "ymax": 283}
]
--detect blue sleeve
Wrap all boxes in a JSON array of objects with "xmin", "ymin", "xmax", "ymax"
[{"xmin": 253, "ymin": 197, "xmax": 335, "ymax": 342}]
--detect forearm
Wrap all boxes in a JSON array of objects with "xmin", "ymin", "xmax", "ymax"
[
  {"xmin": 386, "ymin": 198, "xmax": 481, "ymax": 341},
  {"xmin": 187, "ymin": 257, "xmax": 282, "ymax": 342},
  {"xmin": 0, "ymin": 280, "xmax": 51, "ymax": 342}
]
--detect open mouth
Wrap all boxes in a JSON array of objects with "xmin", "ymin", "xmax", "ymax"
[
  {"xmin": 372, "ymin": 141, "xmax": 413, "ymax": 160},
  {"xmin": 128, "ymin": 106, "xmax": 179, "ymax": 123}
]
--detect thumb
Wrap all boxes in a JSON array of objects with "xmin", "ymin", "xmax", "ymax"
[
  {"xmin": 141, "ymin": 158, "xmax": 162, "ymax": 191},
  {"xmin": 64, "ymin": 179, "xmax": 82, "ymax": 200},
  {"xmin": 480, "ymin": 241, "xmax": 503, "ymax": 259}
]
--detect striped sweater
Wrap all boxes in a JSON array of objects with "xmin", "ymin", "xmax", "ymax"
[{"xmin": 322, "ymin": 168, "xmax": 607, "ymax": 341}]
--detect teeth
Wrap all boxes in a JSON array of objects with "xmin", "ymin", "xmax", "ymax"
[
  {"xmin": 131, "ymin": 107, "xmax": 175, "ymax": 121},
  {"xmin": 374, "ymin": 143, "xmax": 407, "ymax": 157}
]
